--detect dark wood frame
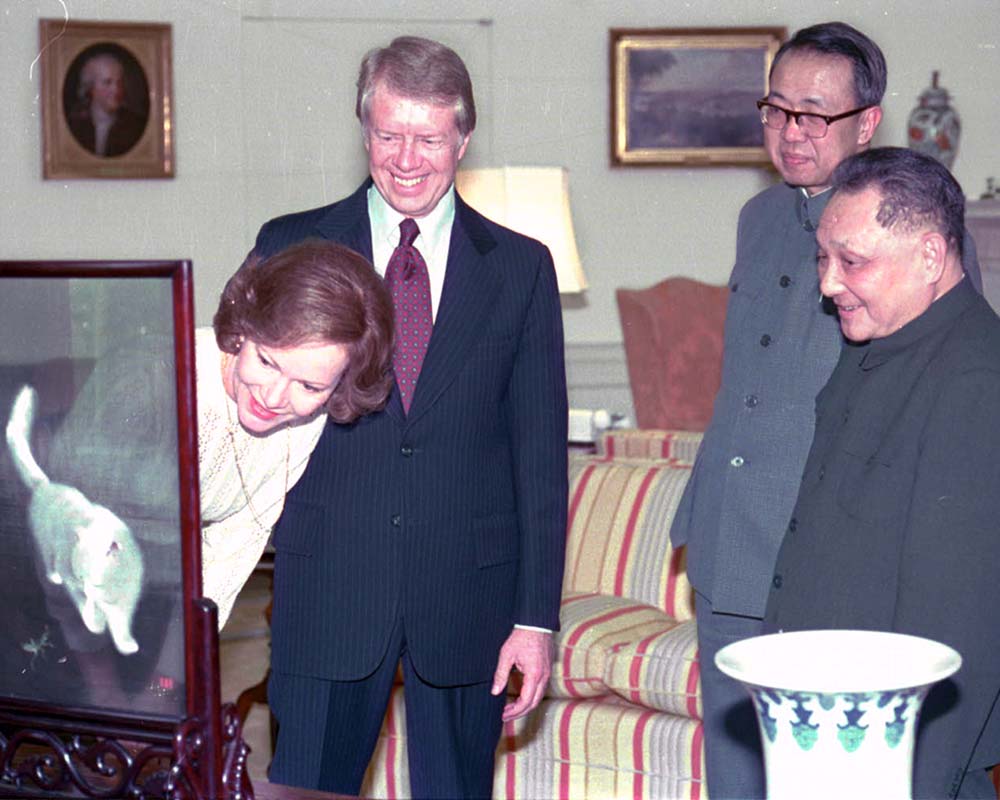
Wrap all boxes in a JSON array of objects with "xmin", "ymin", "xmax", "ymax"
[
  {"xmin": 39, "ymin": 19, "xmax": 174, "ymax": 179},
  {"xmin": 610, "ymin": 27, "xmax": 786, "ymax": 166},
  {"xmin": 0, "ymin": 261, "xmax": 250, "ymax": 800}
]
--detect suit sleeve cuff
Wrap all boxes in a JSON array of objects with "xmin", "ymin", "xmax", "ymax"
[{"xmin": 514, "ymin": 624, "xmax": 552, "ymax": 634}]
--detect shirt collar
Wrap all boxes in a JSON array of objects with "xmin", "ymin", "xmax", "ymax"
[
  {"xmin": 859, "ymin": 277, "xmax": 975, "ymax": 370},
  {"xmin": 367, "ymin": 183, "xmax": 456, "ymax": 252}
]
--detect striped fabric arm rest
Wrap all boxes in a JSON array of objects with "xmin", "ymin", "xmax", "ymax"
[
  {"xmin": 551, "ymin": 593, "xmax": 681, "ymax": 700},
  {"xmin": 564, "ymin": 457, "xmax": 695, "ymax": 619},
  {"xmin": 604, "ymin": 618, "xmax": 701, "ymax": 718},
  {"xmin": 496, "ymin": 695, "xmax": 706, "ymax": 800},
  {"xmin": 596, "ymin": 428, "xmax": 704, "ymax": 464}
]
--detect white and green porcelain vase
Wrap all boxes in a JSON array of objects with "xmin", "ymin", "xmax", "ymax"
[{"xmin": 716, "ymin": 630, "xmax": 961, "ymax": 800}]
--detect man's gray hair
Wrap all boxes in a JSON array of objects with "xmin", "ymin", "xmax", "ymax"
[
  {"xmin": 832, "ymin": 147, "xmax": 965, "ymax": 257},
  {"xmin": 356, "ymin": 36, "xmax": 476, "ymax": 138},
  {"xmin": 77, "ymin": 52, "xmax": 123, "ymax": 103}
]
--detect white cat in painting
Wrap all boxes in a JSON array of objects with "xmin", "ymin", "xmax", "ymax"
[{"xmin": 5, "ymin": 384, "xmax": 143, "ymax": 655}]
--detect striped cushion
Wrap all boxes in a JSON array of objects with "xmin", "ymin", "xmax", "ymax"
[
  {"xmin": 564, "ymin": 458, "xmax": 695, "ymax": 620},
  {"xmin": 495, "ymin": 695, "xmax": 705, "ymax": 800},
  {"xmin": 605, "ymin": 619, "xmax": 701, "ymax": 718},
  {"xmin": 551, "ymin": 593, "xmax": 680, "ymax": 699},
  {"xmin": 597, "ymin": 429, "xmax": 704, "ymax": 464},
  {"xmin": 362, "ymin": 688, "xmax": 707, "ymax": 800}
]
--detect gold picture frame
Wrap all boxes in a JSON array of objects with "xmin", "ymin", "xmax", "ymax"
[
  {"xmin": 610, "ymin": 27, "xmax": 786, "ymax": 167},
  {"xmin": 39, "ymin": 19, "xmax": 174, "ymax": 179}
]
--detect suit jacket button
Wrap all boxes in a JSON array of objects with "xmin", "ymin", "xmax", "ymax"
[
  {"xmin": 391, "ymin": 514, "xmax": 401, "ymax": 527},
  {"xmin": 401, "ymin": 445, "xmax": 413, "ymax": 457},
  {"xmin": 760, "ymin": 334, "xmax": 772, "ymax": 347},
  {"xmin": 772, "ymin": 574, "xmax": 783, "ymax": 589}
]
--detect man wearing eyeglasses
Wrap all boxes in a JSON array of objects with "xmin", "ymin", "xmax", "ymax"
[{"xmin": 670, "ymin": 21, "xmax": 982, "ymax": 800}]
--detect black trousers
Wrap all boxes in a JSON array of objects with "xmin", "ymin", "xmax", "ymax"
[{"xmin": 268, "ymin": 618, "xmax": 506, "ymax": 798}]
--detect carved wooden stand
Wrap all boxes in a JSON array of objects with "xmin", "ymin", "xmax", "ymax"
[{"xmin": 0, "ymin": 600, "xmax": 253, "ymax": 800}]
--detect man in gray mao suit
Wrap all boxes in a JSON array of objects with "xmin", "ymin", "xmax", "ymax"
[{"xmin": 670, "ymin": 21, "xmax": 983, "ymax": 799}]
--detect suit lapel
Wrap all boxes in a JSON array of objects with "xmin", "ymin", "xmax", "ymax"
[
  {"xmin": 315, "ymin": 180, "xmax": 375, "ymax": 264},
  {"xmin": 313, "ymin": 180, "xmax": 407, "ymax": 422},
  {"xmin": 405, "ymin": 195, "xmax": 502, "ymax": 425}
]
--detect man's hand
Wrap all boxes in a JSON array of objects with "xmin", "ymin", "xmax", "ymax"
[{"xmin": 491, "ymin": 628, "xmax": 553, "ymax": 722}]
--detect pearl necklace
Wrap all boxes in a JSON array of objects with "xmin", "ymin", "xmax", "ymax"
[{"xmin": 223, "ymin": 394, "xmax": 290, "ymax": 533}]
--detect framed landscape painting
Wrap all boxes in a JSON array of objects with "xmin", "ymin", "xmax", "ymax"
[{"xmin": 610, "ymin": 27, "xmax": 786, "ymax": 166}]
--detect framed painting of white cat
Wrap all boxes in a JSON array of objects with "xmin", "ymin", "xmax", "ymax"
[{"xmin": 0, "ymin": 261, "xmax": 248, "ymax": 799}]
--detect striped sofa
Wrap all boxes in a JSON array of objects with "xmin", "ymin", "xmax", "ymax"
[{"xmin": 361, "ymin": 429, "xmax": 705, "ymax": 800}]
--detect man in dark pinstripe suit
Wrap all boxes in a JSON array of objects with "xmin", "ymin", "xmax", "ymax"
[{"xmin": 252, "ymin": 36, "xmax": 568, "ymax": 798}]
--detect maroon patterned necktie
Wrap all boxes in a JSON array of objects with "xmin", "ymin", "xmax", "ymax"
[{"xmin": 384, "ymin": 218, "xmax": 432, "ymax": 413}]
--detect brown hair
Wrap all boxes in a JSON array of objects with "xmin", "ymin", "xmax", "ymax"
[
  {"xmin": 214, "ymin": 239, "xmax": 394, "ymax": 423},
  {"xmin": 356, "ymin": 35, "xmax": 476, "ymax": 137}
]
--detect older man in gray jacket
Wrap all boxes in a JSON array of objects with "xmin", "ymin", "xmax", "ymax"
[{"xmin": 670, "ymin": 22, "xmax": 982, "ymax": 799}]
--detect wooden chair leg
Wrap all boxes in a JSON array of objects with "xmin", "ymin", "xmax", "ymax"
[{"xmin": 235, "ymin": 668, "xmax": 270, "ymax": 726}]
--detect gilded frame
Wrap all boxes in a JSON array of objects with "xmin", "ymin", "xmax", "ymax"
[
  {"xmin": 39, "ymin": 19, "xmax": 174, "ymax": 179},
  {"xmin": 610, "ymin": 27, "xmax": 786, "ymax": 166}
]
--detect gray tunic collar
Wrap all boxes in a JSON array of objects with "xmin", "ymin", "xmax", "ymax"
[{"xmin": 796, "ymin": 186, "xmax": 832, "ymax": 233}]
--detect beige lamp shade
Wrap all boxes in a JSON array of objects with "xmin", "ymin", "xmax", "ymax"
[{"xmin": 454, "ymin": 166, "xmax": 588, "ymax": 293}]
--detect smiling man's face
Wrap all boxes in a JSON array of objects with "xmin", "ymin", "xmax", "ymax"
[
  {"xmin": 364, "ymin": 82, "xmax": 469, "ymax": 219},
  {"xmin": 817, "ymin": 187, "xmax": 936, "ymax": 342},
  {"xmin": 764, "ymin": 50, "xmax": 878, "ymax": 196}
]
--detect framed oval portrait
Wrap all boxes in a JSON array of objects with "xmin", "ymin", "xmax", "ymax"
[{"xmin": 40, "ymin": 19, "xmax": 174, "ymax": 179}]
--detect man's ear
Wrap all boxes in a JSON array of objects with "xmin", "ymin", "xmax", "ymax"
[
  {"xmin": 857, "ymin": 105, "xmax": 882, "ymax": 146},
  {"xmin": 456, "ymin": 132, "xmax": 471, "ymax": 162},
  {"xmin": 920, "ymin": 232, "xmax": 949, "ymax": 285}
]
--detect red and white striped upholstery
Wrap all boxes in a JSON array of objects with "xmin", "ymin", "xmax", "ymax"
[
  {"xmin": 364, "ymin": 686, "xmax": 706, "ymax": 800},
  {"xmin": 496, "ymin": 693, "xmax": 704, "ymax": 800},
  {"xmin": 596, "ymin": 428, "xmax": 704, "ymax": 465},
  {"xmin": 563, "ymin": 456, "xmax": 694, "ymax": 618},
  {"xmin": 362, "ymin": 431, "xmax": 705, "ymax": 799}
]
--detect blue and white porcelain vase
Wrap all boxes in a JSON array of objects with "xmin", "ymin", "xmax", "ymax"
[
  {"xmin": 716, "ymin": 630, "xmax": 961, "ymax": 800},
  {"xmin": 907, "ymin": 71, "xmax": 961, "ymax": 170}
]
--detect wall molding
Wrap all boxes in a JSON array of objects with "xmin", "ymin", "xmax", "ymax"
[{"xmin": 565, "ymin": 341, "xmax": 634, "ymax": 423}]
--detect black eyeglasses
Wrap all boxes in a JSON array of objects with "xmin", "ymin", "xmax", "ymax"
[{"xmin": 756, "ymin": 99, "xmax": 873, "ymax": 139}]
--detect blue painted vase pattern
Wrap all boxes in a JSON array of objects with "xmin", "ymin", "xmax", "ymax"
[{"xmin": 749, "ymin": 685, "xmax": 928, "ymax": 754}]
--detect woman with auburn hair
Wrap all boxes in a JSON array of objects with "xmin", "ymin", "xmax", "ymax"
[
  {"xmin": 31, "ymin": 240, "xmax": 393, "ymax": 712},
  {"xmin": 204, "ymin": 239, "xmax": 394, "ymax": 625}
]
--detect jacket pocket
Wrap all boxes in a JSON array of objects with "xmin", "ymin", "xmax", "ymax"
[
  {"xmin": 835, "ymin": 445, "xmax": 910, "ymax": 525},
  {"xmin": 272, "ymin": 500, "xmax": 324, "ymax": 556},
  {"xmin": 474, "ymin": 512, "xmax": 520, "ymax": 568}
]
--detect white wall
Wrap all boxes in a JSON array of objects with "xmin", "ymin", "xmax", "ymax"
[{"xmin": 2, "ymin": 0, "xmax": 998, "ymax": 353}]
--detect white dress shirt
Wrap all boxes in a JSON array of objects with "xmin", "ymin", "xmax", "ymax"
[{"xmin": 367, "ymin": 184, "xmax": 455, "ymax": 322}]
